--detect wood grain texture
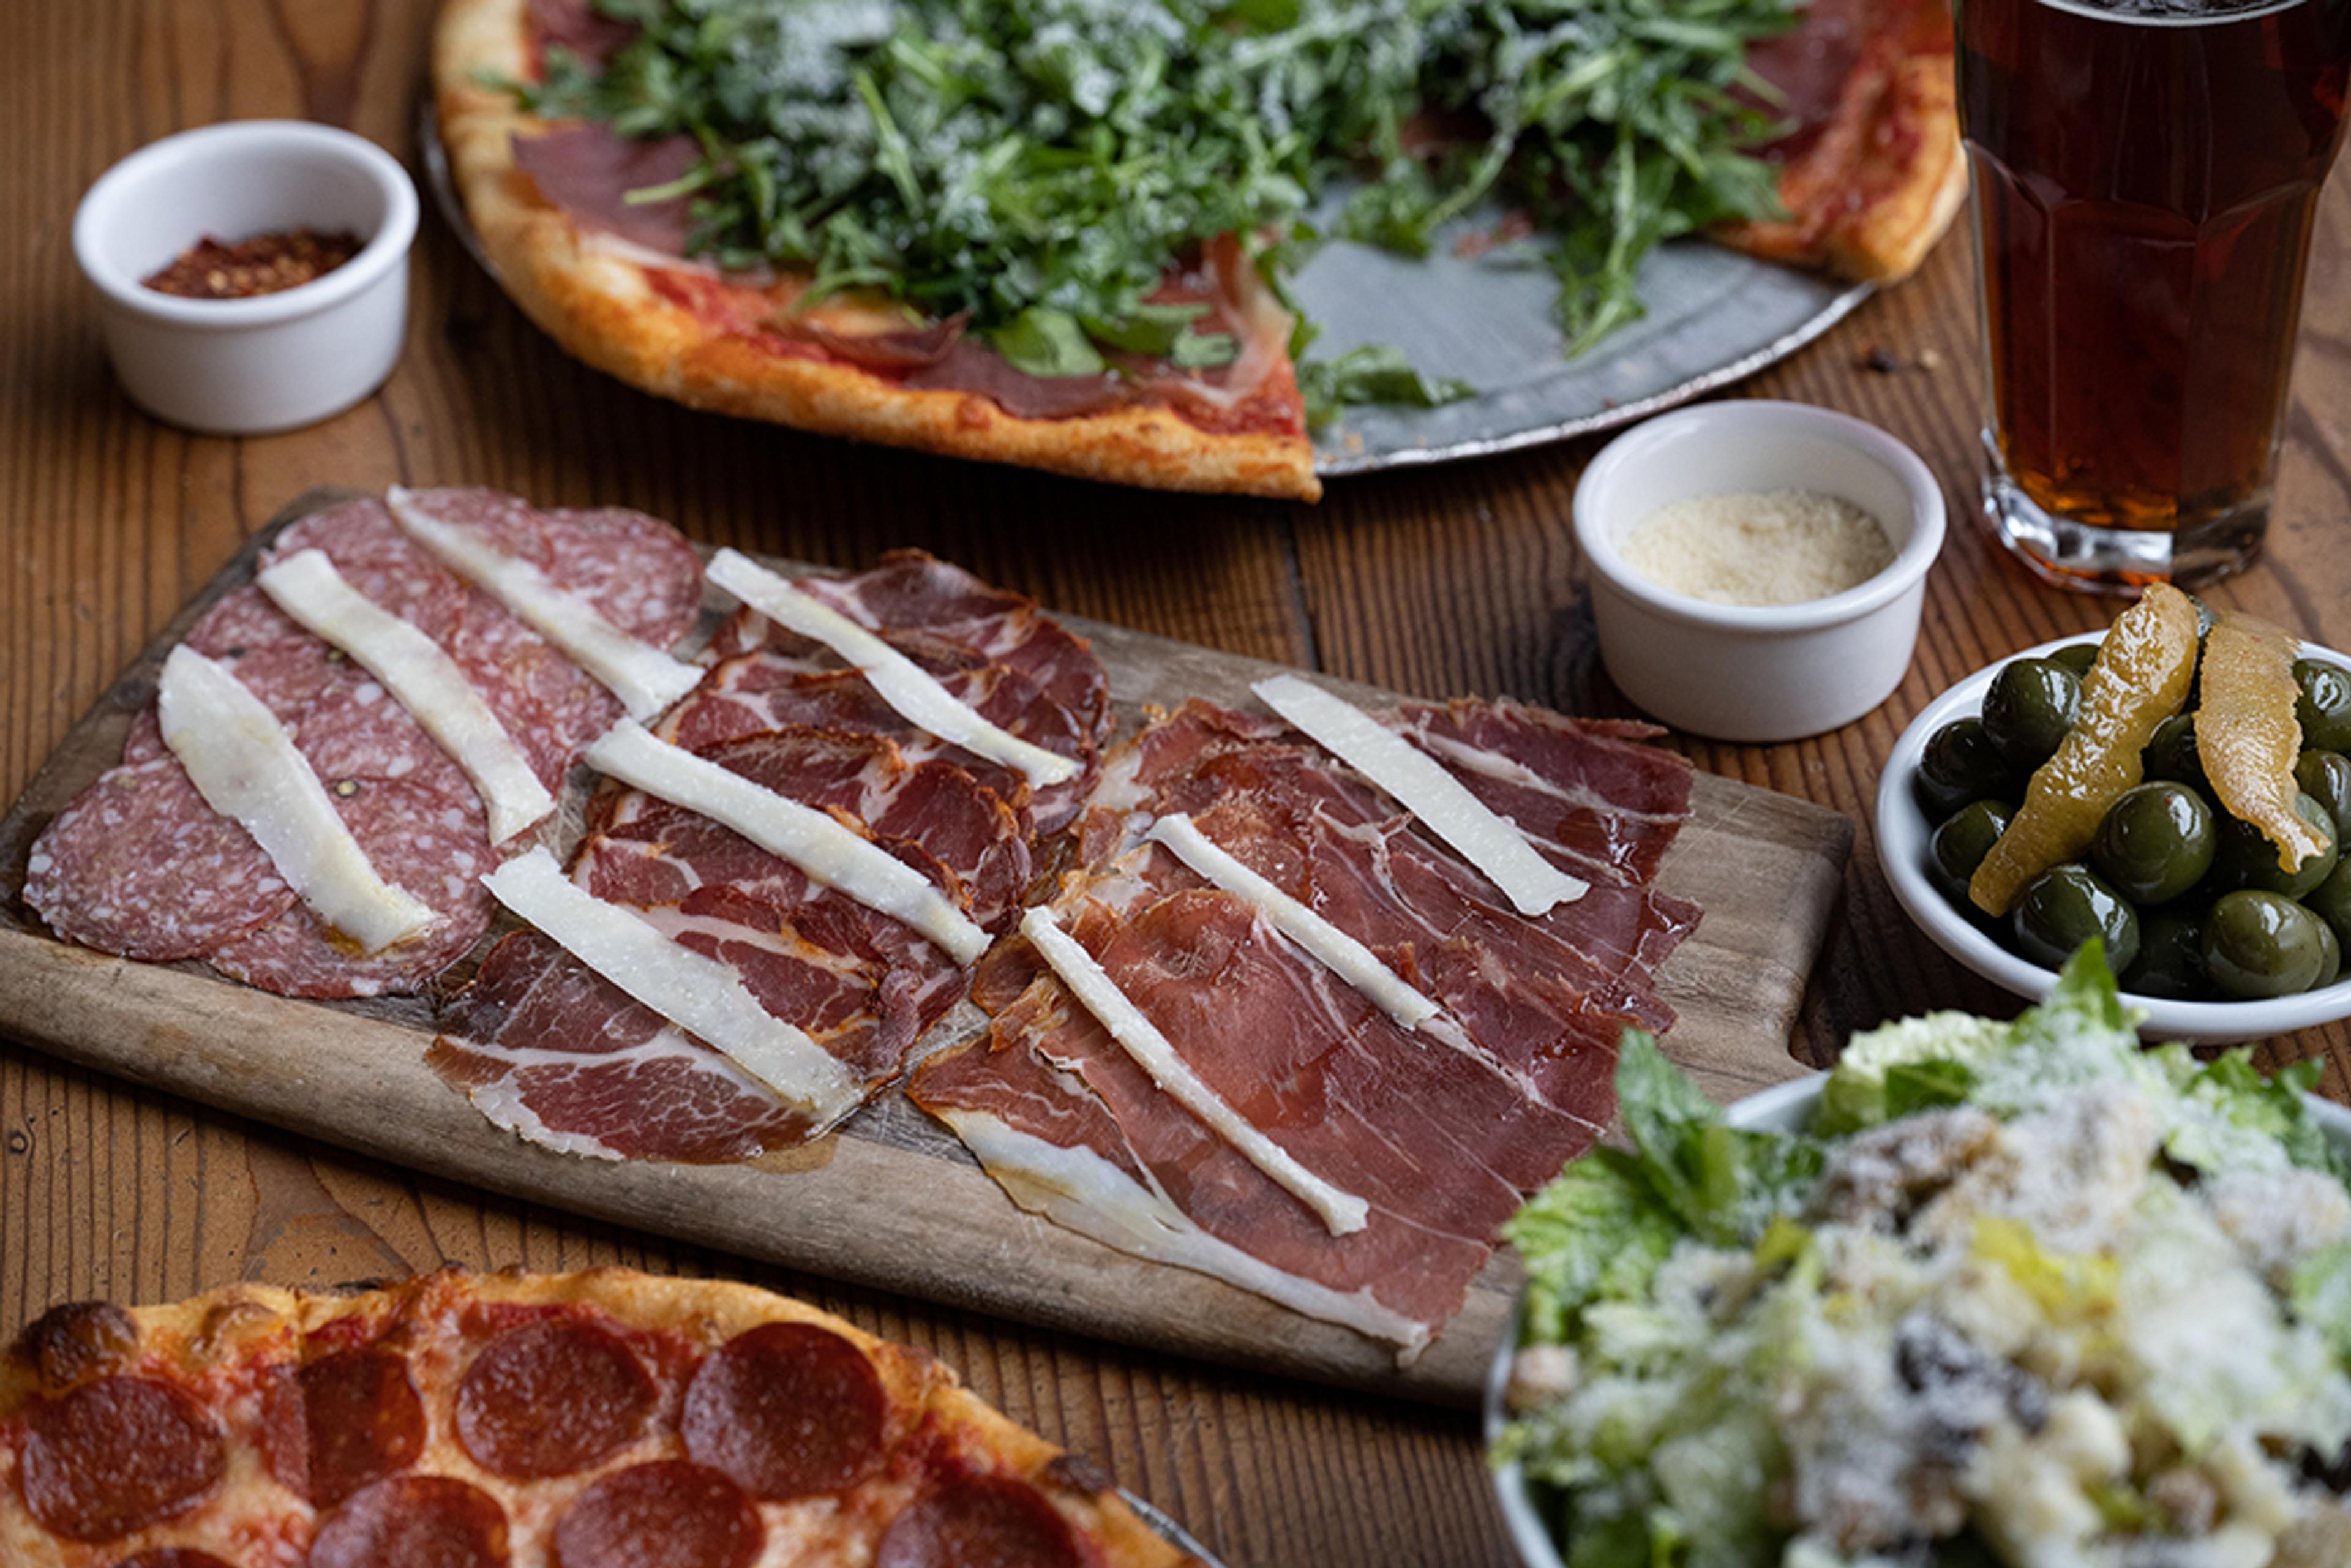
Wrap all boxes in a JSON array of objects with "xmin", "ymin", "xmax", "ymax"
[
  {"xmin": 0, "ymin": 500, "xmax": 1843, "ymax": 1405},
  {"xmin": 1, "ymin": 3, "xmax": 2348, "ymax": 1564}
]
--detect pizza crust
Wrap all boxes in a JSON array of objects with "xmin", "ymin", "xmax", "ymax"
[{"xmin": 433, "ymin": 0, "xmax": 1321, "ymax": 502}]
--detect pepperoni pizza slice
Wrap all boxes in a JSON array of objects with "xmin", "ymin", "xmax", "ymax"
[
  {"xmin": 0, "ymin": 1268, "xmax": 1198, "ymax": 1568},
  {"xmin": 1715, "ymin": 0, "xmax": 1967, "ymax": 284}
]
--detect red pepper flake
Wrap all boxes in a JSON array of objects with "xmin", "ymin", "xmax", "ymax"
[{"xmin": 141, "ymin": 228, "xmax": 364, "ymax": 300}]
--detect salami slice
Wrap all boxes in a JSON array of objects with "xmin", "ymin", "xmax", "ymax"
[
  {"xmin": 23, "ymin": 757, "xmax": 294, "ymax": 961},
  {"xmin": 447, "ymin": 590, "xmax": 622, "ymax": 784},
  {"xmin": 184, "ymin": 582, "xmax": 311, "ymax": 659},
  {"xmin": 121, "ymin": 704, "xmax": 166, "ymax": 766},
  {"xmin": 294, "ymin": 675, "xmax": 476, "ymax": 807},
  {"xmin": 455, "ymin": 1318, "xmax": 656, "ymax": 1479},
  {"xmin": 550, "ymin": 1461, "xmax": 763, "ymax": 1568},
  {"xmin": 876, "ymin": 1473, "xmax": 1087, "ymax": 1568},
  {"xmin": 308, "ymin": 1474, "xmax": 510, "ymax": 1568},
  {"xmin": 539, "ymin": 505, "xmax": 705, "ymax": 647},
  {"xmin": 20, "ymin": 1376, "xmax": 224, "ymax": 1542},
  {"xmin": 292, "ymin": 1348, "xmax": 428, "ymax": 1507},
  {"xmin": 196, "ymin": 634, "xmax": 351, "ymax": 728},
  {"xmin": 680, "ymin": 1322, "xmax": 887, "ymax": 1501},
  {"xmin": 206, "ymin": 776, "xmax": 498, "ymax": 999},
  {"xmin": 261, "ymin": 497, "xmax": 466, "ymax": 642}
]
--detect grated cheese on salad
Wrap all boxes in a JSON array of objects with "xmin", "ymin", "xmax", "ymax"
[
  {"xmin": 1619, "ymin": 489, "xmax": 1895, "ymax": 607},
  {"xmin": 1494, "ymin": 946, "xmax": 2351, "ymax": 1567}
]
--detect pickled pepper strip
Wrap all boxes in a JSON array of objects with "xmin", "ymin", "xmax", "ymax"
[
  {"xmin": 2197, "ymin": 611, "xmax": 2327, "ymax": 874},
  {"xmin": 1970, "ymin": 585, "xmax": 2201, "ymax": 917}
]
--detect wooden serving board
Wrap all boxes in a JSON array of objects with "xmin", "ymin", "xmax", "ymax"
[{"xmin": 0, "ymin": 491, "xmax": 1848, "ymax": 1406}]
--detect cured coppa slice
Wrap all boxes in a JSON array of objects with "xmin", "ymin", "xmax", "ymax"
[
  {"xmin": 23, "ymin": 758, "xmax": 294, "ymax": 961},
  {"xmin": 661, "ymin": 653, "xmax": 1099, "ymax": 836},
  {"xmin": 705, "ymin": 551, "xmax": 1112, "ymax": 745},
  {"xmin": 595, "ymin": 728, "xmax": 1031, "ymax": 935},
  {"xmin": 208, "ymin": 777, "xmax": 500, "ymax": 999},
  {"xmin": 430, "ymin": 930, "xmax": 816, "ymax": 1163}
]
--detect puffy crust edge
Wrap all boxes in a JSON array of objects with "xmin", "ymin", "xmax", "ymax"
[{"xmin": 431, "ymin": 0, "xmax": 1319, "ymax": 502}]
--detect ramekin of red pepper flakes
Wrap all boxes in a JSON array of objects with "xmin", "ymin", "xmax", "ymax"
[{"xmin": 141, "ymin": 229, "xmax": 364, "ymax": 300}]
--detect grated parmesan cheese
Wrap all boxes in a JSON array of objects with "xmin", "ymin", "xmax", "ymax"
[{"xmin": 1619, "ymin": 489, "xmax": 1894, "ymax": 607}]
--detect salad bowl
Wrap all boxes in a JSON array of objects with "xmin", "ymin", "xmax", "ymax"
[{"xmin": 1483, "ymin": 962, "xmax": 2351, "ymax": 1568}]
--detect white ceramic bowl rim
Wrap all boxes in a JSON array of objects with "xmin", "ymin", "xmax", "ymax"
[
  {"xmin": 1575, "ymin": 400, "xmax": 1948, "ymax": 635},
  {"xmin": 1484, "ymin": 1074, "xmax": 2351, "ymax": 1568},
  {"xmin": 1878, "ymin": 631, "xmax": 2351, "ymax": 1041},
  {"xmin": 72, "ymin": 120, "xmax": 418, "ymax": 331}
]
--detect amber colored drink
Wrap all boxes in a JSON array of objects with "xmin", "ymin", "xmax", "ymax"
[{"xmin": 1957, "ymin": 0, "xmax": 2351, "ymax": 588}]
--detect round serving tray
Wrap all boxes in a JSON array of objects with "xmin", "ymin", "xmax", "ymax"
[{"xmin": 421, "ymin": 111, "xmax": 1870, "ymax": 479}]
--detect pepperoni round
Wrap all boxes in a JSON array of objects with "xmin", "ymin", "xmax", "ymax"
[
  {"xmin": 875, "ymin": 1474, "xmax": 1087, "ymax": 1568},
  {"xmin": 308, "ymin": 1474, "xmax": 509, "ymax": 1568},
  {"xmin": 454, "ymin": 1317, "xmax": 655, "ymax": 1479},
  {"xmin": 551, "ymin": 1460, "xmax": 762, "ymax": 1568},
  {"xmin": 23, "ymin": 757, "xmax": 295, "ymax": 962},
  {"xmin": 20, "ymin": 1376, "xmax": 224, "ymax": 1542},
  {"xmin": 110, "ymin": 1551, "xmax": 238, "ymax": 1568},
  {"xmin": 680, "ymin": 1322, "xmax": 887, "ymax": 1501},
  {"xmin": 294, "ymin": 1348, "xmax": 427, "ymax": 1507}
]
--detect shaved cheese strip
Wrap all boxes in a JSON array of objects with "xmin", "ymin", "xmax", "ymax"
[
  {"xmin": 937, "ymin": 1106, "xmax": 1428, "ymax": 1357},
  {"xmin": 1252, "ymin": 674, "xmax": 1586, "ymax": 916},
  {"xmin": 708, "ymin": 549, "xmax": 1079, "ymax": 789},
  {"xmin": 480, "ymin": 848, "xmax": 862, "ymax": 1122},
  {"xmin": 257, "ymin": 549, "xmax": 557, "ymax": 844},
  {"xmin": 1145, "ymin": 812, "xmax": 1441, "ymax": 1033},
  {"xmin": 386, "ymin": 486, "xmax": 702, "ymax": 719},
  {"xmin": 585, "ymin": 720, "xmax": 989, "ymax": 966},
  {"xmin": 157, "ymin": 646, "xmax": 435, "ymax": 953},
  {"xmin": 1019, "ymin": 906, "xmax": 1370, "ymax": 1237}
]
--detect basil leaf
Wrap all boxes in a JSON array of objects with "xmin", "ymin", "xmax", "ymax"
[{"xmin": 990, "ymin": 307, "xmax": 1106, "ymax": 379}]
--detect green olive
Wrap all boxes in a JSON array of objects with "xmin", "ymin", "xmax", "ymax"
[
  {"xmin": 2142, "ymin": 714, "xmax": 2211, "ymax": 796},
  {"xmin": 1981, "ymin": 658, "xmax": 2082, "ymax": 771},
  {"xmin": 2209, "ymin": 793, "xmax": 2339, "ymax": 898},
  {"xmin": 1916, "ymin": 718, "xmax": 2019, "ymax": 822},
  {"xmin": 2296, "ymin": 750, "xmax": 2351, "ymax": 842},
  {"xmin": 2317, "ymin": 921, "xmax": 2343, "ymax": 991},
  {"xmin": 2306, "ymin": 859, "xmax": 2351, "ymax": 950},
  {"xmin": 2011, "ymin": 864, "xmax": 2140, "ymax": 973},
  {"xmin": 2295, "ymin": 658, "xmax": 2351, "ymax": 754},
  {"xmin": 2049, "ymin": 643, "xmax": 2101, "ymax": 680},
  {"xmin": 1930, "ymin": 800, "xmax": 2014, "ymax": 910},
  {"xmin": 2122, "ymin": 907, "xmax": 2208, "ymax": 1000},
  {"xmin": 2091, "ymin": 783, "xmax": 2215, "ymax": 906},
  {"xmin": 2202, "ymin": 890, "xmax": 2329, "ymax": 999}
]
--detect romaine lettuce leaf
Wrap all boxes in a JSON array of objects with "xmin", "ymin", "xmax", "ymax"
[
  {"xmin": 1503, "ymin": 1150, "xmax": 1681, "ymax": 1345},
  {"xmin": 1616, "ymin": 1031, "xmax": 1821, "ymax": 1245}
]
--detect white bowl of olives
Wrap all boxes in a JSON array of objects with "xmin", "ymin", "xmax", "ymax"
[{"xmin": 1878, "ymin": 628, "xmax": 2351, "ymax": 1044}]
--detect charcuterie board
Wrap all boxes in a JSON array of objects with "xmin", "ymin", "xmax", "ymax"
[{"xmin": 0, "ymin": 490, "xmax": 1848, "ymax": 1406}]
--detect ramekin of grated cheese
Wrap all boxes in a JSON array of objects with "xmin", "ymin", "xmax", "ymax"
[{"xmin": 1574, "ymin": 401, "xmax": 1946, "ymax": 742}]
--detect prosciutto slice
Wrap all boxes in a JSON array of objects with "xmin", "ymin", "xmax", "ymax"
[{"xmin": 915, "ymin": 696, "xmax": 1700, "ymax": 1354}]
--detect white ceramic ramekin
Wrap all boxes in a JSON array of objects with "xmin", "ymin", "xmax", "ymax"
[
  {"xmin": 1483, "ymin": 1075, "xmax": 2351, "ymax": 1568},
  {"xmin": 73, "ymin": 121, "xmax": 418, "ymax": 435},
  {"xmin": 1573, "ymin": 401, "xmax": 1948, "ymax": 743}
]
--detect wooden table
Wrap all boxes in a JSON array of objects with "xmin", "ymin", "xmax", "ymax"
[{"xmin": 6, "ymin": 6, "xmax": 2349, "ymax": 1564}]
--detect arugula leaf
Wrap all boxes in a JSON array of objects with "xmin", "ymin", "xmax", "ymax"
[
  {"xmin": 1298, "ymin": 344, "xmax": 1474, "ymax": 426},
  {"xmin": 990, "ymin": 307, "xmax": 1107, "ymax": 379},
  {"xmin": 523, "ymin": 0, "xmax": 1801, "ymax": 403}
]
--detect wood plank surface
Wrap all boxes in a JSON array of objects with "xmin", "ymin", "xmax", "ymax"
[
  {"xmin": 0, "ymin": 496, "xmax": 1845, "ymax": 1406},
  {"xmin": 2, "ymin": 3, "xmax": 2349, "ymax": 1564}
]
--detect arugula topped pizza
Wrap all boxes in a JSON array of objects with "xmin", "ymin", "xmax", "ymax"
[{"xmin": 433, "ymin": 0, "xmax": 1962, "ymax": 500}]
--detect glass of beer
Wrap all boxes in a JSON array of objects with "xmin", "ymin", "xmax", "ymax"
[{"xmin": 1957, "ymin": 0, "xmax": 2351, "ymax": 590}]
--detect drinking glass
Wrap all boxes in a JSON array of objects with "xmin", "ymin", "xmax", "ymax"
[{"xmin": 1957, "ymin": 0, "xmax": 2351, "ymax": 590}]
